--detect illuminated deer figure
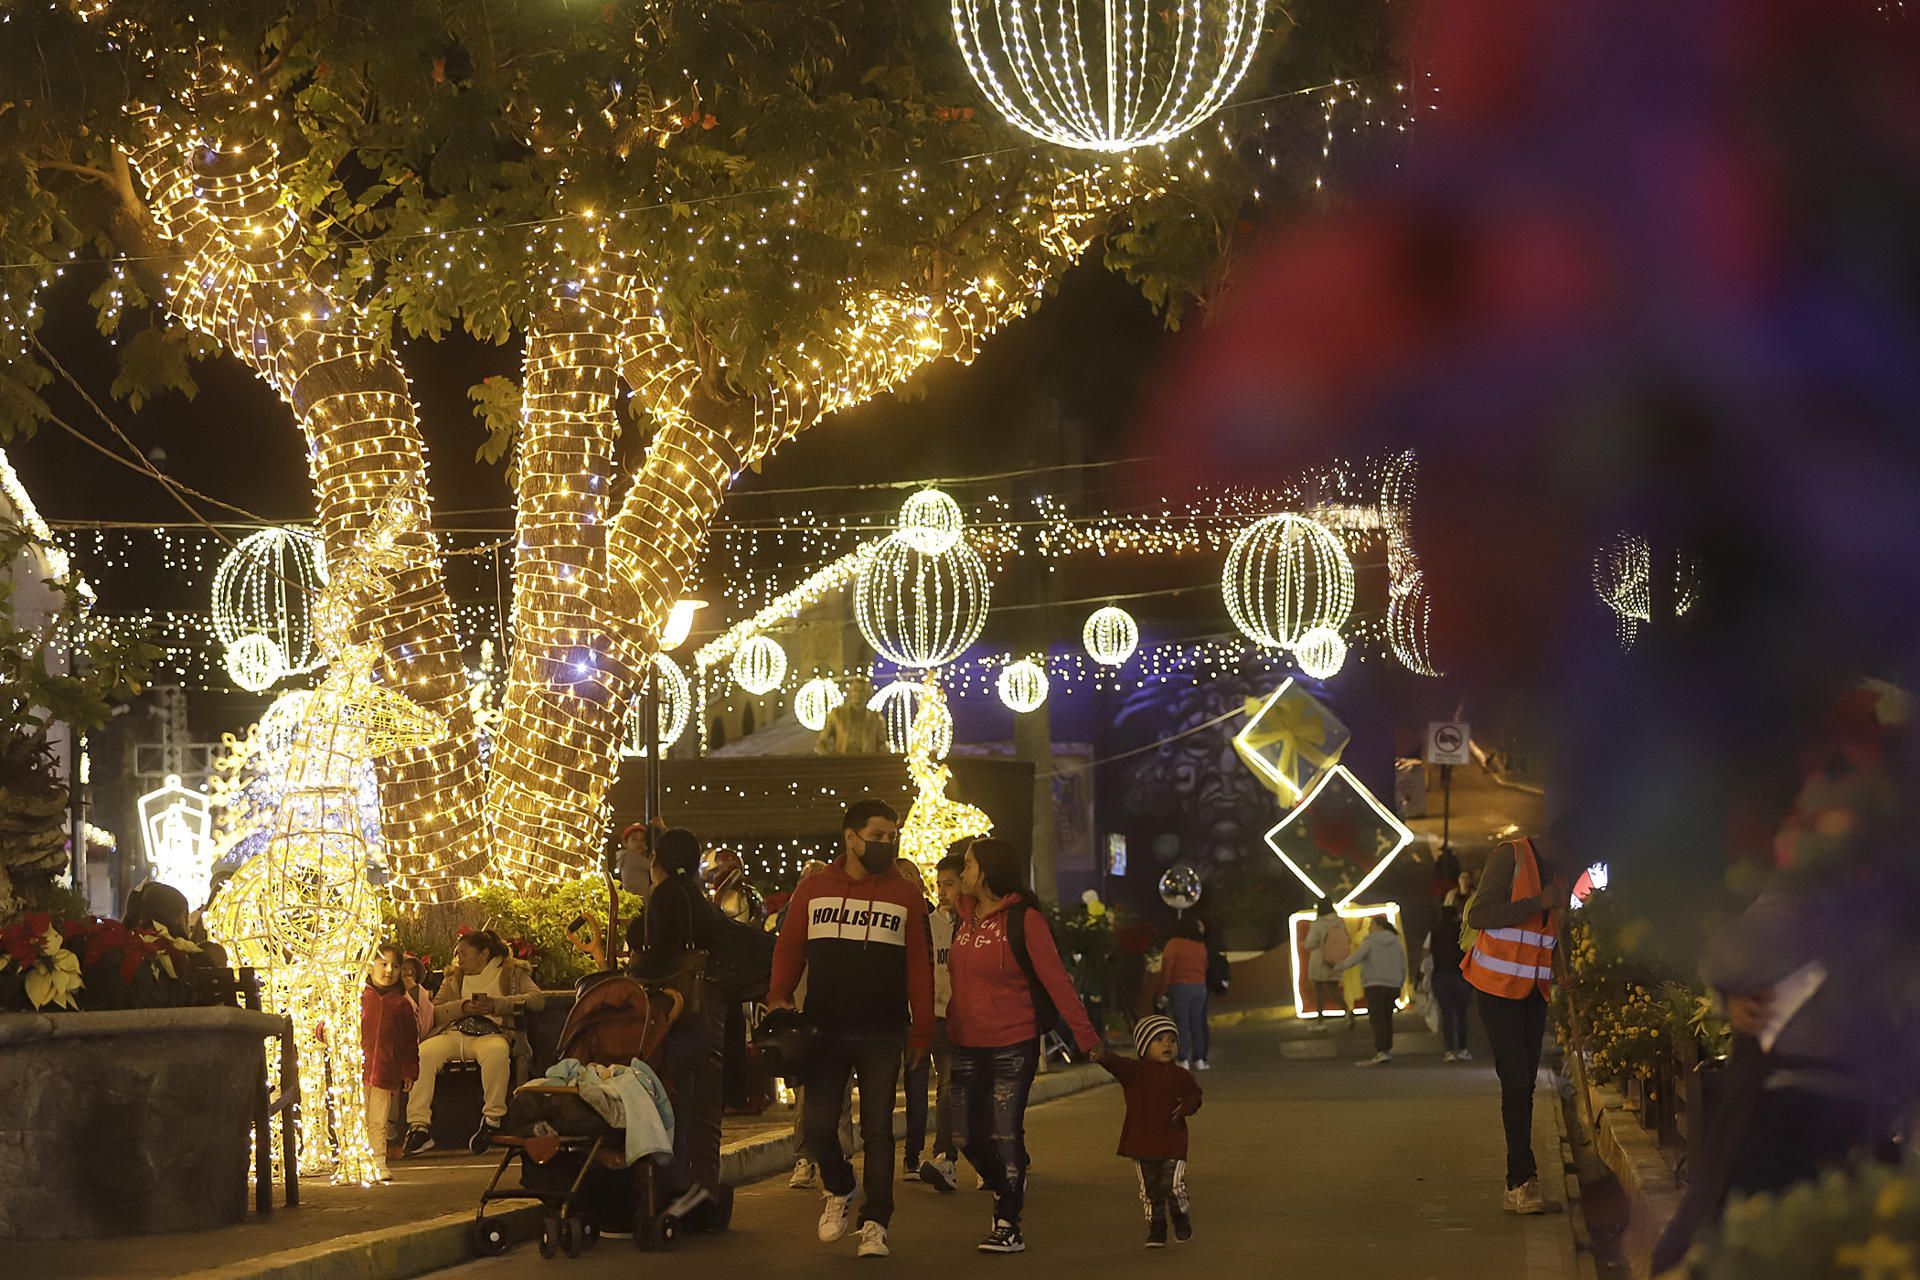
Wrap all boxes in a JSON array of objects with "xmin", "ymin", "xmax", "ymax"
[
  {"xmin": 212, "ymin": 499, "xmax": 449, "ymax": 1184},
  {"xmin": 897, "ymin": 683, "xmax": 992, "ymax": 876}
]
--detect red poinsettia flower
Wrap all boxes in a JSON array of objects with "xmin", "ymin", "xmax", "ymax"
[{"xmin": 1, "ymin": 924, "xmax": 38, "ymax": 967}]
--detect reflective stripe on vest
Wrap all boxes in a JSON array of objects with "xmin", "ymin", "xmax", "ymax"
[{"xmin": 1461, "ymin": 837, "xmax": 1558, "ymax": 999}]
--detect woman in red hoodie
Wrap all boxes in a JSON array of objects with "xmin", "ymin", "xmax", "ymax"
[{"xmin": 947, "ymin": 838, "xmax": 1105, "ymax": 1255}]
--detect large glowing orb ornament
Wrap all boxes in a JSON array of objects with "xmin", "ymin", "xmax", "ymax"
[
  {"xmin": 869, "ymin": 680, "xmax": 953, "ymax": 757},
  {"xmin": 794, "ymin": 678, "xmax": 846, "ymax": 733},
  {"xmin": 620, "ymin": 654, "xmax": 692, "ymax": 757},
  {"xmin": 1293, "ymin": 626, "xmax": 1348, "ymax": 681},
  {"xmin": 212, "ymin": 526, "xmax": 328, "ymax": 678},
  {"xmin": 952, "ymin": 0, "xmax": 1266, "ymax": 153},
  {"xmin": 1082, "ymin": 605, "xmax": 1139, "ymax": 667},
  {"xmin": 1159, "ymin": 864, "xmax": 1203, "ymax": 912},
  {"xmin": 996, "ymin": 658, "xmax": 1050, "ymax": 713},
  {"xmin": 1223, "ymin": 513, "xmax": 1354, "ymax": 651},
  {"xmin": 1232, "ymin": 678, "xmax": 1350, "ymax": 804},
  {"xmin": 138, "ymin": 774, "xmax": 215, "ymax": 911},
  {"xmin": 731, "ymin": 635, "xmax": 789, "ymax": 696},
  {"xmin": 856, "ymin": 506, "xmax": 991, "ymax": 669},
  {"xmin": 896, "ymin": 488, "xmax": 965, "ymax": 555},
  {"xmin": 226, "ymin": 633, "xmax": 288, "ymax": 692}
]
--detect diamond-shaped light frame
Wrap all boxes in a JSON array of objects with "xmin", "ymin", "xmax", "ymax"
[
  {"xmin": 1261, "ymin": 764, "xmax": 1415, "ymax": 905},
  {"xmin": 1287, "ymin": 901, "xmax": 1410, "ymax": 1020},
  {"xmin": 1232, "ymin": 677, "xmax": 1350, "ymax": 805}
]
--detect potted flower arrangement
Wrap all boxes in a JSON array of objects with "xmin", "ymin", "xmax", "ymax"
[{"xmin": 0, "ymin": 912, "xmax": 207, "ymax": 1012}]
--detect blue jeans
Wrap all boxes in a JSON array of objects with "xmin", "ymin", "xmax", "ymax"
[
  {"xmin": 1433, "ymin": 966, "xmax": 1472, "ymax": 1054},
  {"xmin": 804, "ymin": 1032, "xmax": 904, "ymax": 1227},
  {"xmin": 953, "ymin": 1040, "xmax": 1040, "ymax": 1224},
  {"xmin": 1166, "ymin": 983, "xmax": 1210, "ymax": 1062},
  {"xmin": 903, "ymin": 1018, "xmax": 954, "ymax": 1163}
]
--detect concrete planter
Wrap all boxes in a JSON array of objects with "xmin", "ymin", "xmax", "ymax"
[{"xmin": 0, "ymin": 1005, "xmax": 284, "ymax": 1240}]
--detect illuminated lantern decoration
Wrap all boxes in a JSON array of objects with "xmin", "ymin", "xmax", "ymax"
[
  {"xmin": 855, "ymin": 527, "xmax": 991, "ymax": 669},
  {"xmin": 794, "ymin": 677, "xmax": 846, "ymax": 733},
  {"xmin": 620, "ymin": 654, "xmax": 692, "ymax": 757},
  {"xmin": 1293, "ymin": 626, "xmax": 1348, "ymax": 680},
  {"xmin": 1222, "ymin": 513, "xmax": 1355, "ymax": 650},
  {"xmin": 868, "ymin": 681, "xmax": 953, "ymax": 757},
  {"xmin": 212, "ymin": 527, "xmax": 328, "ymax": 677},
  {"xmin": 227, "ymin": 633, "xmax": 287, "ymax": 693},
  {"xmin": 137, "ymin": 773, "xmax": 215, "ymax": 911},
  {"xmin": 1082, "ymin": 605, "xmax": 1139, "ymax": 667},
  {"xmin": 896, "ymin": 488, "xmax": 965, "ymax": 555},
  {"xmin": 952, "ymin": 0, "xmax": 1266, "ymax": 153},
  {"xmin": 996, "ymin": 658, "xmax": 1050, "ymax": 713},
  {"xmin": 731, "ymin": 634, "xmax": 789, "ymax": 696}
]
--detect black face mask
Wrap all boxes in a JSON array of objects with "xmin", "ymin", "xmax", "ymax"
[{"xmin": 858, "ymin": 839, "xmax": 899, "ymax": 874}]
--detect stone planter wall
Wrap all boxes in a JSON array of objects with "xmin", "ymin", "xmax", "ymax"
[{"xmin": 0, "ymin": 1006, "xmax": 285, "ymax": 1240}]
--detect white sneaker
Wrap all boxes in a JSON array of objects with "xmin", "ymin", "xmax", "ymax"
[
  {"xmin": 1457, "ymin": 1048, "xmax": 1474, "ymax": 1062},
  {"xmin": 818, "ymin": 1188, "xmax": 862, "ymax": 1242},
  {"xmin": 1442, "ymin": 1051, "xmax": 1457, "ymax": 1063},
  {"xmin": 1357, "ymin": 1052, "xmax": 1392, "ymax": 1067},
  {"xmin": 1193, "ymin": 1059, "xmax": 1211, "ymax": 1071},
  {"xmin": 1503, "ymin": 1178, "xmax": 1549, "ymax": 1215},
  {"xmin": 790, "ymin": 1158, "xmax": 819, "ymax": 1190},
  {"xmin": 856, "ymin": 1221, "xmax": 890, "ymax": 1257},
  {"xmin": 1177, "ymin": 1059, "xmax": 1191, "ymax": 1070}
]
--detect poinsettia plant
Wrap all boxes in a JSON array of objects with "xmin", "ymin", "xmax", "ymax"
[{"xmin": 0, "ymin": 912, "xmax": 208, "ymax": 1012}]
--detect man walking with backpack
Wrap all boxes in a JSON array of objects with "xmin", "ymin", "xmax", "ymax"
[
  {"xmin": 948, "ymin": 837, "xmax": 1105, "ymax": 1254},
  {"xmin": 768, "ymin": 800, "xmax": 933, "ymax": 1259},
  {"xmin": 1462, "ymin": 834, "xmax": 1563, "ymax": 1214}
]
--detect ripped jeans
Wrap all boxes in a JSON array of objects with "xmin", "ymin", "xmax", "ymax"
[{"xmin": 952, "ymin": 1039, "xmax": 1041, "ymax": 1225}]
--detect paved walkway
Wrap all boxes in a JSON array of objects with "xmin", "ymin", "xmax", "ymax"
[{"xmin": 439, "ymin": 1022, "xmax": 1580, "ymax": 1280}]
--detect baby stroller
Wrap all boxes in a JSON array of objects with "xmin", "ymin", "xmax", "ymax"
[{"xmin": 471, "ymin": 975, "xmax": 692, "ymax": 1257}]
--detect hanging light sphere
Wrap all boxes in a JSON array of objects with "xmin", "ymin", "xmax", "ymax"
[
  {"xmin": 730, "ymin": 635, "xmax": 788, "ymax": 696},
  {"xmin": 1293, "ymin": 626, "xmax": 1349, "ymax": 681},
  {"xmin": 896, "ymin": 488, "xmax": 965, "ymax": 555},
  {"xmin": 794, "ymin": 677, "xmax": 846, "ymax": 733},
  {"xmin": 952, "ymin": 0, "xmax": 1266, "ymax": 153},
  {"xmin": 1158, "ymin": 864, "xmax": 1204, "ymax": 911},
  {"xmin": 227, "ymin": 634, "xmax": 287, "ymax": 693},
  {"xmin": 255, "ymin": 689, "xmax": 314, "ymax": 758},
  {"xmin": 212, "ymin": 527, "xmax": 329, "ymax": 677},
  {"xmin": 996, "ymin": 658, "xmax": 1050, "ymax": 713},
  {"xmin": 855, "ymin": 532, "xmax": 991, "ymax": 669},
  {"xmin": 1083, "ymin": 605, "xmax": 1139, "ymax": 667},
  {"xmin": 868, "ymin": 681, "xmax": 953, "ymax": 757},
  {"xmin": 1222, "ymin": 513, "xmax": 1356, "ymax": 650},
  {"xmin": 621, "ymin": 654, "xmax": 692, "ymax": 757}
]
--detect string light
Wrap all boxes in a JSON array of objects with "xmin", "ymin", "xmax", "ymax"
[
  {"xmin": 1083, "ymin": 605, "xmax": 1139, "ymax": 666},
  {"xmin": 731, "ymin": 634, "xmax": 789, "ymax": 696},
  {"xmin": 1592, "ymin": 532, "xmax": 1700, "ymax": 649},
  {"xmin": 794, "ymin": 677, "xmax": 846, "ymax": 733},
  {"xmin": 951, "ymin": 0, "xmax": 1267, "ymax": 152},
  {"xmin": 1380, "ymin": 451, "xmax": 1439, "ymax": 676},
  {"xmin": 210, "ymin": 527, "xmax": 329, "ymax": 679},
  {"xmin": 996, "ymin": 657, "xmax": 1050, "ymax": 712},
  {"xmin": 1222, "ymin": 512, "xmax": 1354, "ymax": 650}
]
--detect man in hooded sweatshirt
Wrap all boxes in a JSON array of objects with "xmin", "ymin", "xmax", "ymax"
[{"xmin": 769, "ymin": 799, "xmax": 933, "ymax": 1259}]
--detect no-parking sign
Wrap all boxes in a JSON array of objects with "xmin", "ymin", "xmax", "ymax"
[{"xmin": 1426, "ymin": 721, "xmax": 1471, "ymax": 766}]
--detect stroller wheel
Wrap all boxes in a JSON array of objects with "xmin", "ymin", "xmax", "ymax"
[
  {"xmin": 539, "ymin": 1215, "xmax": 559, "ymax": 1259},
  {"xmin": 643, "ymin": 1213, "xmax": 679, "ymax": 1251},
  {"xmin": 577, "ymin": 1220, "xmax": 601, "ymax": 1250},
  {"xmin": 470, "ymin": 1220, "xmax": 508, "ymax": 1256},
  {"xmin": 692, "ymin": 1185, "xmax": 735, "ymax": 1233},
  {"xmin": 560, "ymin": 1217, "xmax": 581, "ymax": 1259}
]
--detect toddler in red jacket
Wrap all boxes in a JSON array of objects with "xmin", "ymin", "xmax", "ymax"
[
  {"xmin": 1102, "ymin": 1013, "xmax": 1203, "ymax": 1246},
  {"xmin": 361, "ymin": 941, "xmax": 420, "ymax": 1181}
]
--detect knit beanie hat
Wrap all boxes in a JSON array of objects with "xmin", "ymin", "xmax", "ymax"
[{"xmin": 1133, "ymin": 1014, "xmax": 1179, "ymax": 1058}]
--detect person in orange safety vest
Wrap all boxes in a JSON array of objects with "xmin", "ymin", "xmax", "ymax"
[{"xmin": 1462, "ymin": 836, "xmax": 1562, "ymax": 1215}]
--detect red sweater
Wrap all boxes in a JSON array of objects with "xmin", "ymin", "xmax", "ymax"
[
  {"xmin": 1158, "ymin": 936, "xmax": 1209, "ymax": 994},
  {"xmin": 947, "ymin": 895, "xmax": 1101, "ymax": 1054},
  {"xmin": 1102, "ymin": 1054, "xmax": 1203, "ymax": 1160},
  {"xmin": 770, "ymin": 859, "xmax": 934, "ymax": 1055},
  {"xmin": 361, "ymin": 981, "xmax": 420, "ymax": 1090}
]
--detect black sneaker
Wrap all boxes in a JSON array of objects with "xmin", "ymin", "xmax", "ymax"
[
  {"xmin": 468, "ymin": 1119, "xmax": 501, "ymax": 1155},
  {"xmin": 1170, "ymin": 1206, "xmax": 1193, "ymax": 1242},
  {"xmin": 402, "ymin": 1127, "xmax": 435, "ymax": 1156},
  {"xmin": 919, "ymin": 1157, "xmax": 957, "ymax": 1193},
  {"xmin": 1146, "ymin": 1212, "xmax": 1168, "ymax": 1248},
  {"xmin": 978, "ymin": 1219, "xmax": 1025, "ymax": 1254}
]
